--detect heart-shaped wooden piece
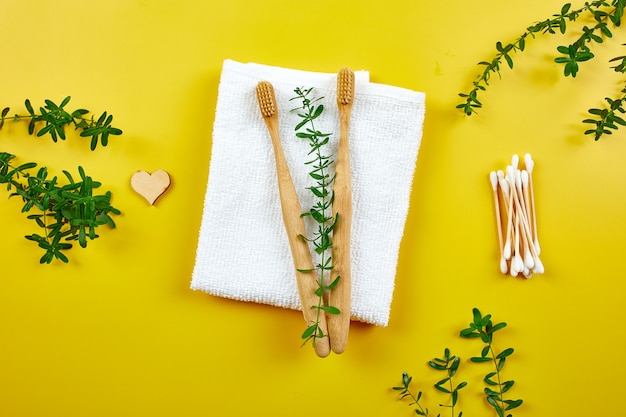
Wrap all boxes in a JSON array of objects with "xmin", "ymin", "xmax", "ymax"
[{"xmin": 131, "ymin": 170, "xmax": 171, "ymax": 205}]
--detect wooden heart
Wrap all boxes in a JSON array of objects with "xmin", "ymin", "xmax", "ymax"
[{"xmin": 131, "ymin": 170, "xmax": 171, "ymax": 205}]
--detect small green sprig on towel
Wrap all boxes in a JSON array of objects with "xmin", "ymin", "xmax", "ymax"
[
  {"xmin": 393, "ymin": 308, "xmax": 521, "ymax": 417},
  {"xmin": 0, "ymin": 96, "xmax": 122, "ymax": 150},
  {"xmin": 457, "ymin": 1, "xmax": 626, "ymax": 140},
  {"xmin": 290, "ymin": 87, "xmax": 341, "ymax": 347}
]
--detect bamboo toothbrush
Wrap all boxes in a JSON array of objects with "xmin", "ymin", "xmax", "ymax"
[
  {"xmin": 328, "ymin": 68, "xmax": 354, "ymax": 354},
  {"xmin": 255, "ymin": 81, "xmax": 331, "ymax": 358}
]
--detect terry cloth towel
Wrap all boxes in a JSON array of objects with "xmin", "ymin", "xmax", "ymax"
[{"xmin": 191, "ymin": 59, "xmax": 425, "ymax": 326}]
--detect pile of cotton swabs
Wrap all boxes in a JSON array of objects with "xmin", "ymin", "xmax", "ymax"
[{"xmin": 490, "ymin": 153, "xmax": 543, "ymax": 278}]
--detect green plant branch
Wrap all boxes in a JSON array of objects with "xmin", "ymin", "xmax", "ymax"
[
  {"xmin": 0, "ymin": 152, "xmax": 120, "ymax": 264},
  {"xmin": 394, "ymin": 348, "xmax": 466, "ymax": 417},
  {"xmin": 290, "ymin": 87, "xmax": 340, "ymax": 347},
  {"xmin": 0, "ymin": 97, "xmax": 121, "ymax": 263},
  {"xmin": 393, "ymin": 372, "xmax": 430, "ymax": 416},
  {"xmin": 457, "ymin": 0, "xmax": 626, "ymax": 140},
  {"xmin": 460, "ymin": 308, "xmax": 522, "ymax": 417},
  {"xmin": 430, "ymin": 348, "xmax": 467, "ymax": 417},
  {"xmin": 394, "ymin": 309, "xmax": 520, "ymax": 417},
  {"xmin": 0, "ymin": 96, "xmax": 122, "ymax": 150}
]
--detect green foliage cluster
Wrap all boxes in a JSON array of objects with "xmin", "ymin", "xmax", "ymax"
[
  {"xmin": 394, "ymin": 348, "xmax": 467, "ymax": 417},
  {"xmin": 0, "ymin": 153, "xmax": 120, "ymax": 263},
  {"xmin": 0, "ymin": 97, "xmax": 121, "ymax": 263},
  {"xmin": 0, "ymin": 96, "xmax": 122, "ymax": 150},
  {"xmin": 290, "ymin": 87, "xmax": 341, "ymax": 347},
  {"xmin": 458, "ymin": 0, "xmax": 626, "ymax": 140},
  {"xmin": 460, "ymin": 308, "xmax": 523, "ymax": 417},
  {"xmin": 393, "ymin": 308, "xmax": 522, "ymax": 417}
]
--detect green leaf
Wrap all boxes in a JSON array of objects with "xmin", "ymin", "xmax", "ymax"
[
  {"xmin": 488, "ymin": 322, "xmax": 507, "ymax": 333},
  {"xmin": 481, "ymin": 345, "xmax": 490, "ymax": 358},
  {"xmin": 472, "ymin": 308, "xmax": 482, "ymax": 325},
  {"xmin": 312, "ymin": 104, "xmax": 324, "ymax": 119},
  {"xmin": 60, "ymin": 96, "xmax": 71, "ymax": 108},
  {"xmin": 484, "ymin": 372, "xmax": 498, "ymax": 385},
  {"xmin": 449, "ymin": 356, "xmax": 460, "ymax": 376},
  {"xmin": 496, "ymin": 347, "xmax": 514, "ymax": 359},
  {"xmin": 301, "ymin": 324, "xmax": 317, "ymax": 339},
  {"xmin": 501, "ymin": 379, "xmax": 515, "ymax": 393},
  {"xmin": 25, "ymin": 99, "xmax": 34, "ymax": 115},
  {"xmin": 428, "ymin": 361, "xmax": 447, "ymax": 371},
  {"xmin": 505, "ymin": 399, "xmax": 523, "ymax": 410},
  {"xmin": 434, "ymin": 384, "xmax": 451, "ymax": 394},
  {"xmin": 318, "ymin": 305, "xmax": 340, "ymax": 315}
]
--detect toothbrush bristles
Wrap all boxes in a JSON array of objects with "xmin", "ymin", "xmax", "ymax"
[
  {"xmin": 337, "ymin": 68, "xmax": 355, "ymax": 105},
  {"xmin": 256, "ymin": 81, "xmax": 277, "ymax": 118}
]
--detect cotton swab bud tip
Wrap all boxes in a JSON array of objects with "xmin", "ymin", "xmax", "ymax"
[
  {"xmin": 521, "ymin": 170, "xmax": 529, "ymax": 185},
  {"xmin": 524, "ymin": 152, "xmax": 533, "ymax": 168},
  {"xmin": 500, "ymin": 257, "xmax": 508, "ymax": 274},
  {"xmin": 499, "ymin": 177, "xmax": 509, "ymax": 195},
  {"xmin": 511, "ymin": 154, "xmax": 519, "ymax": 169},
  {"xmin": 490, "ymin": 171, "xmax": 498, "ymax": 190},
  {"xmin": 503, "ymin": 241, "xmax": 511, "ymax": 260},
  {"xmin": 505, "ymin": 165, "xmax": 515, "ymax": 183},
  {"xmin": 524, "ymin": 247, "xmax": 534, "ymax": 269},
  {"xmin": 533, "ymin": 257, "xmax": 544, "ymax": 274}
]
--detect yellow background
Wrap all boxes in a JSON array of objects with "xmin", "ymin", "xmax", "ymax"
[{"xmin": 1, "ymin": 1, "xmax": 625, "ymax": 416}]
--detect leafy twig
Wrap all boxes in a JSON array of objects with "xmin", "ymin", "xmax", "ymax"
[
  {"xmin": 393, "ymin": 372, "xmax": 430, "ymax": 416},
  {"xmin": 0, "ymin": 152, "xmax": 120, "ymax": 263},
  {"xmin": 393, "ymin": 348, "xmax": 466, "ymax": 417},
  {"xmin": 457, "ymin": 1, "xmax": 626, "ymax": 140},
  {"xmin": 290, "ymin": 87, "xmax": 341, "ymax": 347},
  {"xmin": 429, "ymin": 348, "xmax": 467, "ymax": 417},
  {"xmin": 584, "ymin": 47, "xmax": 626, "ymax": 139},
  {"xmin": 460, "ymin": 308, "xmax": 523, "ymax": 417},
  {"xmin": 0, "ymin": 96, "xmax": 122, "ymax": 150}
]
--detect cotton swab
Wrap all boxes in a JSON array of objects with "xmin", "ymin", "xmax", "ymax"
[
  {"xmin": 490, "ymin": 171, "xmax": 508, "ymax": 274},
  {"xmin": 524, "ymin": 153, "xmax": 540, "ymax": 255},
  {"xmin": 489, "ymin": 153, "xmax": 543, "ymax": 277}
]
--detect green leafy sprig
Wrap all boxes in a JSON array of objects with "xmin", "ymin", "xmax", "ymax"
[
  {"xmin": 0, "ymin": 96, "xmax": 122, "ymax": 150},
  {"xmin": 0, "ymin": 152, "xmax": 120, "ymax": 264},
  {"xmin": 393, "ymin": 372, "xmax": 430, "ymax": 416},
  {"xmin": 460, "ymin": 308, "xmax": 523, "ymax": 417},
  {"xmin": 393, "ymin": 348, "xmax": 466, "ymax": 417},
  {"xmin": 290, "ymin": 87, "xmax": 341, "ymax": 347},
  {"xmin": 429, "ymin": 348, "xmax": 467, "ymax": 417},
  {"xmin": 457, "ymin": 1, "xmax": 625, "ymax": 140},
  {"xmin": 394, "ymin": 308, "xmax": 521, "ymax": 417}
]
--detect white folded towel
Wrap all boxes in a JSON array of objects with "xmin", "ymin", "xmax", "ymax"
[{"xmin": 191, "ymin": 59, "xmax": 425, "ymax": 326}]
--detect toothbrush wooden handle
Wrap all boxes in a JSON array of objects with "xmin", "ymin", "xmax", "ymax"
[
  {"xmin": 264, "ymin": 119, "xmax": 331, "ymax": 358},
  {"xmin": 328, "ymin": 108, "xmax": 353, "ymax": 354}
]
